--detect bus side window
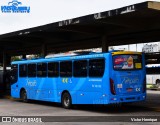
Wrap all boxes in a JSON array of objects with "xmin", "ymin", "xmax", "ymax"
[
  {"xmin": 28, "ymin": 64, "xmax": 36, "ymax": 77},
  {"xmin": 89, "ymin": 59, "xmax": 105, "ymax": 77},
  {"xmin": 48, "ymin": 62, "xmax": 59, "ymax": 77},
  {"xmin": 73, "ymin": 60, "xmax": 87, "ymax": 77},
  {"xmin": 60, "ymin": 61, "xmax": 72, "ymax": 77},
  {"xmin": 19, "ymin": 64, "xmax": 27, "ymax": 77},
  {"xmin": 37, "ymin": 63, "xmax": 47, "ymax": 77},
  {"xmin": 10, "ymin": 64, "xmax": 18, "ymax": 84}
]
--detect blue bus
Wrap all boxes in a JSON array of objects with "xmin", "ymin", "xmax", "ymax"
[{"xmin": 10, "ymin": 51, "xmax": 146, "ymax": 108}]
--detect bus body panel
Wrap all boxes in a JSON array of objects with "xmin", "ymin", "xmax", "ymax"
[
  {"xmin": 111, "ymin": 71, "xmax": 143, "ymax": 95},
  {"xmin": 11, "ymin": 52, "xmax": 146, "ymax": 105},
  {"xmin": 146, "ymin": 74, "xmax": 160, "ymax": 85},
  {"xmin": 146, "ymin": 66, "xmax": 160, "ymax": 88}
]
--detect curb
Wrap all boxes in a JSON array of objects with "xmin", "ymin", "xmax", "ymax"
[
  {"xmin": 3, "ymin": 95, "xmax": 11, "ymax": 99},
  {"xmin": 147, "ymin": 88, "xmax": 160, "ymax": 91},
  {"xmin": 3, "ymin": 95, "xmax": 21, "ymax": 101}
]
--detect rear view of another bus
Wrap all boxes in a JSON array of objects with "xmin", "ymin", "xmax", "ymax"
[
  {"xmin": 146, "ymin": 65, "xmax": 160, "ymax": 89},
  {"xmin": 109, "ymin": 51, "xmax": 146, "ymax": 104}
]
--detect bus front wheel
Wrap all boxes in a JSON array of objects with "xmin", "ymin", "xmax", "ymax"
[
  {"xmin": 62, "ymin": 92, "xmax": 72, "ymax": 109},
  {"xmin": 20, "ymin": 90, "xmax": 28, "ymax": 103}
]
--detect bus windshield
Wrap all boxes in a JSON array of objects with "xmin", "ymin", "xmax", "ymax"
[{"xmin": 113, "ymin": 54, "xmax": 142, "ymax": 70}]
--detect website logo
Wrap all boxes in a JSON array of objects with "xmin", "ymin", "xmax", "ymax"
[{"xmin": 1, "ymin": 0, "xmax": 30, "ymax": 13}]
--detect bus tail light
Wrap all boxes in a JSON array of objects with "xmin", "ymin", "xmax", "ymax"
[
  {"xmin": 110, "ymin": 78, "xmax": 116, "ymax": 95},
  {"xmin": 143, "ymin": 77, "xmax": 146, "ymax": 93}
]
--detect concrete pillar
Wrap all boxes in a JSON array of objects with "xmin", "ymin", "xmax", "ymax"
[
  {"xmin": 22, "ymin": 54, "xmax": 26, "ymax": 59},
  {"xmin": 3, "ymin": 50, "xmax": 6, "ymax": 72},
  {"xmin": 41, "ymin": 43, "xmax": 47, "ymax": 57},
  {"xmin": 102, "ymin": 35, "xmax": 108, "ymax": 52},
  {"xmin": 6, "ymin": 55, "xmax": 11, "ymax": 66}
]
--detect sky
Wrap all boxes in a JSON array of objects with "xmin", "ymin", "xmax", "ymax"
[{"xmin": 0, "ymin": 0, "xmax": 158, "ymax": 35}]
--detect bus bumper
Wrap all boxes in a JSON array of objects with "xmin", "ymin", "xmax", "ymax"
[{"xmin": 107, "ymin": 93, "xmax": 146, "ymax": 104}]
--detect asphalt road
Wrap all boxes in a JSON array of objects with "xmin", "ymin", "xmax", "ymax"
[{"xmin": 0, "ymin": 90, "xmax": 160, "ymax": 125}]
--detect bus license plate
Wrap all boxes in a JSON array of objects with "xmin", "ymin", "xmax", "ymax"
[{"xmin": 127, "ymin": 88, "xmax": 133, "ymax": 92}]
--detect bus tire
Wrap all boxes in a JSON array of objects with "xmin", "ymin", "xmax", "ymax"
[
  {"xmin": 20, "ymin": 90, "xmax": 28, "ymax": 103},
  {"xmin": 156, "ymin": 79, "xmax": 160, "ymax": 88},
  {"xmin": 62, "ymin": 92, "xmax": 72, "ymax": 109}
]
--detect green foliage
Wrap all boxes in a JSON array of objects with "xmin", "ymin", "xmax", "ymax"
[{"xmin": 11, "ymin": 56, "xmax": 21, "ymax": 61}]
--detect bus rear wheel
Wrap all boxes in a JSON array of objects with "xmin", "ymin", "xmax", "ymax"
[
  {"xmin": 62, "ymin": 92, "xmax": 72, "ymax": 109},
  {"xmin": 20, "ymin": 90, "xmax": 28, "ymax": 103}
]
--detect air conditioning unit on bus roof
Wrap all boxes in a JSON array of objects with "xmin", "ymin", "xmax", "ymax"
[
  {"xmin": 45, "ymin": 52, "xmax": 77, "ymax": 58},
  {"xmin": 45, "ymin": 51, "xmax": 100, "ymax": 58}
]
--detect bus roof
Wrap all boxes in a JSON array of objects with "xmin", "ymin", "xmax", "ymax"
[
  {"xmin": 112, "ymin": 51, "xmax": 142, "ymax": 55},
  {"xmin": 12, "ymin": 52, "xmax": 106, "ymax": 64},
  {"xmin": 11, "ymin": 51, "xmax": 142, "ymax": 65}
]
